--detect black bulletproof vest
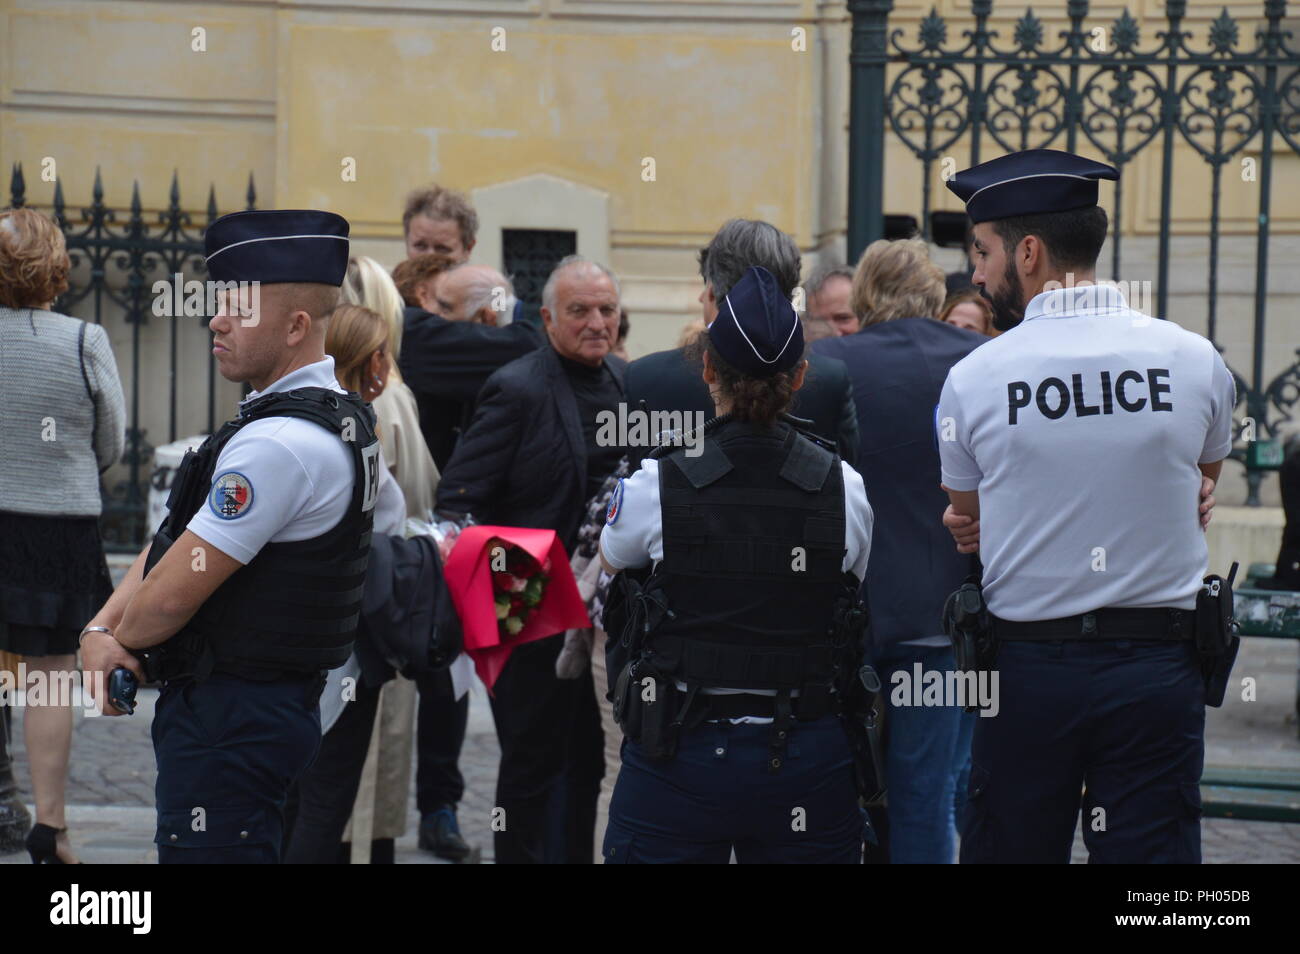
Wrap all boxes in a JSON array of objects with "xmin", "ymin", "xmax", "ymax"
[
  {"xmin": 648, "ymin": 417, "xmax": 849, "ymax": 694},
  {"xmin": 142, "ymin": 386, "xmax": 380, "ymax": 679}
]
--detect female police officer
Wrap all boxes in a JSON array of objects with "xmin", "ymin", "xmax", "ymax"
[{"xmin": 598, "ymin": 264, "xmax": 873, "ymax": 864}]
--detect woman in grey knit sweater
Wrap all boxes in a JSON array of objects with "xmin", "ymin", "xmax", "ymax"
[{"xmin": 0, "ymin": 208, "xmax": 126, "ymax": 863}]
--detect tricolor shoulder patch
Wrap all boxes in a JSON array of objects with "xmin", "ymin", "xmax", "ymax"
[
  {"xmin": 606, "ymin": 479, "xmax": 625, "ymax": 526},
  {"xmin": 209, "ymin": 471, "xmax": 254, "ymax": 520}
]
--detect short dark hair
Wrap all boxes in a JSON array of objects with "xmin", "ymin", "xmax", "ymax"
[
  {"xmin": 698, "ymin": 219, "xmax": 801, "ymax": 301},
  {"xmin": 990, "ymin": 206, "xmax": 1108, "ymax": 271}
]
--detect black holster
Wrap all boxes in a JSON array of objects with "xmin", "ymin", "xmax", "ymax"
[
  {"xmin": 840, "ymin": 663, "xmax": 886, "ymax": 806},
  {"xmin": 943, "ymin": 580, "xmax": 996, "ymax": 713},
  {"xmin": 606, "ymin": 567, "xmax": 685, "ymax": 759},
  {"xmin": 1195, "ymin": 563, "xmax": 1241, "ymax": 707},
  {"xmin": 616, "ymin": 659, "xmax": 695, "ymax": 761},
  {"xmin": 829, "ymin": 587, "xmax": 885, "ymax": 806}
]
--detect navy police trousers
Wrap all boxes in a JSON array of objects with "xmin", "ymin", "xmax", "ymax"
[
  {"xmin": 961, "ymin": 639, "xmax": 1205, "ymax": 864},
  {"xmin": 603, "ymin": 714, "xmax": 864, "ymax": 863},
  {"xmin": 152, "ymin": 672, "xmax": 323, "ymax": 864}
]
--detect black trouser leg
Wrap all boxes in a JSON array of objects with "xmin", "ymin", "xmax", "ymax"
[
  {"xmin": 488, "ymin": 635, "xmax": 577, "ymax": 864},
  {"xmin": 154, "ymin": 675, "xmax": 323, "ymax": 864},
  {"xmin": 415, "ymin": 667, "xmax": 468, "ymax": 813},
  {"xmin": 562, "ymin": 667, "xmax": 604, "ymax": 864},
  {"xmin": 1080, "ymin": 642, "xmax": 1205, "ymax": 864},
  {"xmin": 283, "ymin": 684, "xmax": 382, "ymax": 864}
]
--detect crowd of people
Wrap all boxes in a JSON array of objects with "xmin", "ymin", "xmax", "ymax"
[{"xmin": 0, "ymin": 148, "xmax": 1238, "ymax": 864}]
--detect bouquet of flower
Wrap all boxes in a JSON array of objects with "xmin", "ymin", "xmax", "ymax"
[
  {"xmin": 490, "ymin": 539, "xmax": 551, "ymax": 637},
  {"xmin": 442, "ymin": 525, "xmax": 591, "ymax": 690}
]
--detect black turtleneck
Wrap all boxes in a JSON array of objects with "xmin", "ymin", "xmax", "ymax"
[{"xmin": 557, "ymin": 350, "xmax": 625, "ymax": 498}]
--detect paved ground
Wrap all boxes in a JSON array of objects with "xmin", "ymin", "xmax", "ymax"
[
  {"xmin": 4, "ymin": 682, "xmax": 504, "ymax": 864},
  {"xmin": 3, "ymin": 558, "xmax": 1297, "ymax": 863}
]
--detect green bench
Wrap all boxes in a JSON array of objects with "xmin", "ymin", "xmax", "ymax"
[
  {"xmin": 1200, "ymin": 766, "xmax": 1300, "ymax": 822},
  {"xmin": 1198, "ymin": 566, "xmax": 1300, "ymax": 822},
  {"xmin": 1236, "ymin": 563, "xmax": 1300, "ymax": 638},
  {"xmin": 1234, "ymin": 563, "xmax": 1300, "ymax": 732}
]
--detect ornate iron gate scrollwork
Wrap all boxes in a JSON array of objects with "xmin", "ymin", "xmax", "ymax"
[{"xmin": 849, "ymin": 0, "xmax": 1300, "ymax": 503}]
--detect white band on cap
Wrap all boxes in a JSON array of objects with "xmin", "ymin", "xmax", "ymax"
[
  {"xmin": 724, "ymin": 294, "xmax": 799, "ymax": 366},
  {"xmin": 967, "ymin": 171, "xmax": 1095, "ymax": 202},
  {"xmin": 205, "ymin": 233, "xmax": 349, "ymax": 262}
]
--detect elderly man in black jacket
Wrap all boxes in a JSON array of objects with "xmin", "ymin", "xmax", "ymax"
[
  {"xmin": 623, "ymin": 219, "xmax": 859, "ymax": 464},
  {"xmin": 436, "ymin": 255, "xmax": 625, "ymax": 864}
]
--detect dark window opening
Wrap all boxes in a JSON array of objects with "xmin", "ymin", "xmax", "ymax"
[{"xmin": 502, "ymin": 228, "xmax": 578, "ymax": 328}]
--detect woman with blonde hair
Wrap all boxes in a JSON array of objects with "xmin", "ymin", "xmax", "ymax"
[
  {"xmin": 286, "ymin": 301, "xmax": 412, "ymax": 863},
  {"xmin": 329, "ymin": 262, "xmax": 444, "ymax": 864},
  {"xmin": 0, "ymin": 208, "xmax": 126, "ymax": 863},
  {"xmin": 326, "ymin": 303, "xmax": 391, "ymax": 398},
  {"xmin": 341, "ymin": 257, "xmax": 438, "ymax": 519},
  {"xmin": 851, "ymin": 237, "xmax": 948, "ymax": 325},
  {"xmin": 358, "ymin": 251, "xmax": 476, "ymax": 861},
  {"xmin": 343, "ymin": 256, "xmax": 407, "ymax": 366}
]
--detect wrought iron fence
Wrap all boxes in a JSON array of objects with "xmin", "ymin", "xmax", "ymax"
[
  {"xmin": 848, "ymin": 0, "xmax": 1300, "ymax": 503},
  {"xmin": 6, "ymin": 164, "xmax": 255, "ymax": 550}
]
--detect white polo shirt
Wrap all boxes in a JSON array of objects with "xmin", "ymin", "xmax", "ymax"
[
  {"xmin": 936, "ymin": 283, "xmax": 1235, "ymax": 621},
  {"xmin": 184, "ymin": 357, "xmax": 406, "ymax": 564},
  {"xmin": 600, "ymin": 457, "xmax": 873, "ymax": 581}
]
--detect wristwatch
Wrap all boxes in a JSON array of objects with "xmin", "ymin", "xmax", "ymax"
[{"xmin": 78, "ymin": 625, "xmax": 114, "ymax": 648}]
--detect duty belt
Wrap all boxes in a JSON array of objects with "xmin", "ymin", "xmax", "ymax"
[
  {"xmin": 991, "ymin": 606, "xmax": 1195, "ymax": 641},
  {"xmin": 142, "ymin": 644, "xmax": 328, "ymax": 686}
]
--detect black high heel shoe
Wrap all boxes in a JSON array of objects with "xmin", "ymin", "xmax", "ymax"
[{"xmin": 26, "ymin": 823, "xmax": 77, "ymax": 864}]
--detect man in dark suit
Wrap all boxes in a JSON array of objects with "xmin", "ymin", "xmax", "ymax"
[
  {"xmin": 395, "ymin": 255, "xmax": 542, "ymax": 863},
  {"xmin": 435, "ymin": 256, "xmax": 625, "ymax": 864},
  {"xmin": 398, "ymin": 273, "xmax": 543, "ymax": 471},
  {"xmin": 623, "ymin": 219, "xmax": 858, "ymax": 464},
  {"xmin": 813, "ymin": 243, "xmax": 987, "ymax": 864}
]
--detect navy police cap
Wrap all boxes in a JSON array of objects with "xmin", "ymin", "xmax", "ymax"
[
  {"xmin": 945, "ymin": 149, "xmax": 1118, "ymax": 224},
  {"xmin": 706, "ymin": 265, "xmax": 803, "ymax": 378},
  {"xmin": 204, "ymin": 209, "xmax": 350, "ymax": 285}
]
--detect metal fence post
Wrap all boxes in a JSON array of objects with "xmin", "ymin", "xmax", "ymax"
[{"xmin": 848, "ymin": 0, "xmax": 895, "ymax": 264}]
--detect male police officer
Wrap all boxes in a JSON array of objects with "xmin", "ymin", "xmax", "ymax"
[
  {"xmin": 936, "ymin": 150, "xmax": 1235, "ymax": 864},
  {"xmin": 82, "ymin": 210, "xmax": 396, "ymax": 863}
]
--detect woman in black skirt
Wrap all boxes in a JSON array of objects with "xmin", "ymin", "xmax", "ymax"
[{"xmin": 0, "ymin": 209, "xmax": 126, "ymax": 863}]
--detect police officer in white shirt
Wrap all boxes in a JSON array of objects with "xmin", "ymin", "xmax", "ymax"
[
  {"xmin": 81, "ymin": 210, "xmax": 402, "ymax": 864},
  {"xmin": 936, "ymin": 150, "xmax": 1235, "ymax": 863},
  {"xmin": 598, "ymin": 264, "xmax": 874, "ymax": 864}
]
